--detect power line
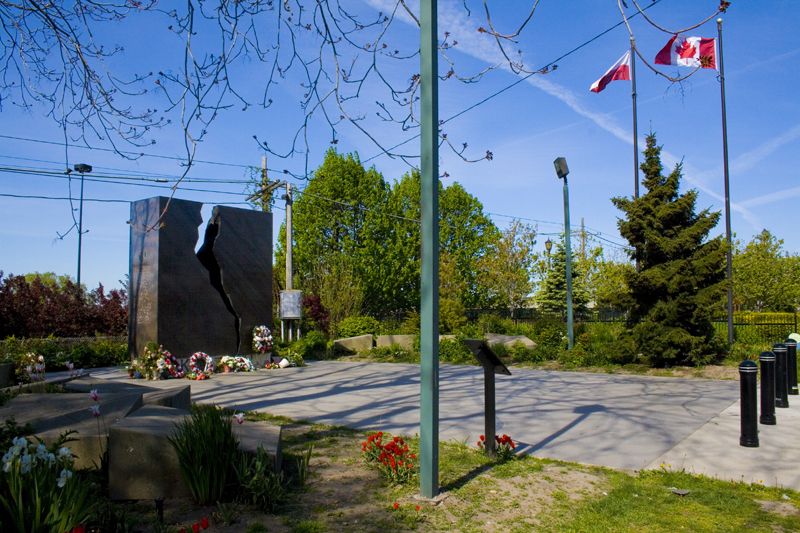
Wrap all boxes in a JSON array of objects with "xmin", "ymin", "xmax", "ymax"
[
  {"xmin": 0, "ymin": 134, "xmax": 307, "ymax": 181},
  {"xmin": 363, "ymin": 0, "xmax": 664, "ymax": 164}
]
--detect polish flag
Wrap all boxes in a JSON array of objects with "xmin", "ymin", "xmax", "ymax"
[
  {"xmin": 590, "ymin": 51, "xmax": 631, "ymax": 93},
  {"xmin": 655, "ymin": 35, "xmax": 717, "ymax": 69}
]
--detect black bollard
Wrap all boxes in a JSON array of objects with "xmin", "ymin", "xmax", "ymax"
[
  {"xmin": 785, "ymin": 339, "xmax": 798, "ymax": 395},
  {"xmin": 759, "ymin": 351, "xmax": 776, "ymax": 425},
  {"xmin": 774, "ymin": 343, "xmax": 790, "ymax": 408},
  {"xmin": 739, "ymin": 360, "xmax": 759, "ymax": 447}
]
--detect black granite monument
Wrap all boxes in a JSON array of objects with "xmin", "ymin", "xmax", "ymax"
[{"xmin": 128, "ymin": 197, "xmax": 272, "ymax": 359}]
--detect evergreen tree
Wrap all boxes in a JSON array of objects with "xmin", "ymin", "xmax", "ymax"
[
  {"xmin": 612, "ymin": 134, "xmax": 726, "ymax": 365},
  {"xmin": 536, "ymin": 238, "xmax": 590, "ymax": 317}
]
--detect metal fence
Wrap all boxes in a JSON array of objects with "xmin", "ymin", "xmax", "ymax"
[{"xmin": 467, "ymin": 308, "xmax": 799, "ymax": 343}]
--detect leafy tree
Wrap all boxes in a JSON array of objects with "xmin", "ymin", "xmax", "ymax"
[
  {"xmin": 733, "ymin": 230, "xmax": 800, "ymax": 312},
  {"xmin": 439, "ymin": 252, "xmax": 468, "ymax": 333},
  {"xmin": 612, "ymin": 134, "xmax": 726, "ymax": 365},
  {"xmin": 359, "ymin": 170, "xmax": 499, "ymax": 316},
  {"xmin": 591, "ymin": 259, "xmax": 635, "ymax": 312},
  {"xmin": 535, "ymin": 238, "xmax": 590, "ymax": 317},
  {"xmin": 0, "ymin": 272, "xmax": 127, "ymax": 338},
  {"xmin": 479, "ymin": 221, "xmax": 537, "ymax": 317},
  {"xmin": 276, "ymin": 149, "xmax": 388, "ymax": 294}
]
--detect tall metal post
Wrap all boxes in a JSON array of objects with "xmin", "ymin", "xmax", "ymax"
[
  {"xmin": 630, "ymin": 37, "xmax": 640, "ymax": 199},
  {"xmin": 77, "ymin": 171, "xmax": 85, "ymax": 286},
  {"xmin": 563, "ymin": 177, "xmax": 574, "ymax": 350},
  {"xmin": 286, "ymin": 182, "xmax": 293, "ymax": 291},
  {"xmin": 419, "ymin": 0, "xmax": 440, "ymax": 499},
  {"xmin": 718, "ymin": 18, "xmax": 734, "ymax": 345}
]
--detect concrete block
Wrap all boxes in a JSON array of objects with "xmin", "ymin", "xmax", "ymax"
[
  {"xmin": 485, "ymin": 333, "xmax": 537, "ymax": 350},
  {"xmin": 439, "ymin": 335, "xmax": 457, "ymax": 342},
  {"xmin": 233, "ymin": 422, "xmax": 283, "ymax": 472},
  {"xmin": 0, "ymin": 392, "xmax": 142, "ymax": 434},
  {"xmin": 108, "ymin": 406, "xmax": 191, "ymax": 500},
  {"xmin": 65, "ymin": 378, "xmax": 191, "ymax": 411},
  {"xmin": 333, "ymin": 334, "xmax": 374, "ymax": 354},
  {"xmin": 375, "ymin": 335, "xmax": 415, "ymax": 350},
  {"xmin": 0, "ymin": 363, "xmax": 13, "ymax": 388}
]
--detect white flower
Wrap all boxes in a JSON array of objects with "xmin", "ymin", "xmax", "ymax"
[
  {"xmin": 35, "ymin": 443, "xmax": 48, "ymax": 458},
  {"xmin": 3, "ymin": 461, "xmax": 12, "ymax": 473},
  {"xmin": 11, "ymin": 436, "xmax": 27, "ymax": 450},
  {"xmin": 20, "ymin": 454, "xmax": 32, "ymax": 474},
  {"xmin": 89, "ymin": 405, "xmax": 101, "ymax": 417},
  {"xmin": 89, "ymin": 389, "xmax": 99, "ymax": 401},
  {"xmin": 46, "ymin": 453, "xmax": 56, "ymax": 464},
  {"xmin": 57, "ymin": 469, "xmax": 73, "ymax": 488},
  {"xmin": 58, "ymin": 447, "xmax": 72, "ymax": 459},
  {"xmin": 233, "ymin": 412, "xmax": 245, "ymax": 425}
]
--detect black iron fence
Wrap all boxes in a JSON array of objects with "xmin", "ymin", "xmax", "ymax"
[{"xmin": 466, "ymin": 309, "xmax": 799, "ymax": 343}]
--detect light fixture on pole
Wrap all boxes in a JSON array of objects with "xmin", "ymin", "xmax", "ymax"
[
  {"xmin": 553, "ymin": 157, "xmax": 574, "ymax": 350},
  {"xmin": 73, "ymin": 163, "xmax": 93, "ymax": 287},
  {"xmin": 544, "ymin": 238, "xmax": 553, "ymax": 267}
]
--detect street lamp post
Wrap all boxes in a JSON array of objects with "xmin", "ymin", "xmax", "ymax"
[
  {"xmin": 544, "ymin": 238, "xmax": 553, "ymax": 268},
  {"xmin": 553, "ymin": 157, "xmax": 574, "ymax": 350},
  {"xmin": 74, "ymin": 163, "xmax": 92, "ymax": 287}
]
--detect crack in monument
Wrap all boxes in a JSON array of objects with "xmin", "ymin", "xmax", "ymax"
[{"xmin": 196, "ymin": 213, "xmax": 242, "ymax": 353}]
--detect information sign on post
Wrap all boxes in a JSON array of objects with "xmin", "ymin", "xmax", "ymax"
[
  {"xmin": 464, "ymin": 339, "xmax": 511, "ymax": 457},
  {"xmin": 279, "ymin": 290, "xmax": 303, "ymax": 319}
]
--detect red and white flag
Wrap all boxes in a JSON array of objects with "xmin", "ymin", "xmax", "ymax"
[
  {"xmin": 590, "ymin": 51, "xmax": 631, "ymax": 93},
  {"xmin": 655, "ymin": 35, "xmax": 717, "ymax": 69}
]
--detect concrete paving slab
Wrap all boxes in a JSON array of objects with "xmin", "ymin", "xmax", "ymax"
[
  {"xmin": 649, "ymin": 393, "xmax": 800, "ymax": 489},
  {"xmin": 87, "ymin": 362, "xmax": 742, "ymax": 478}
]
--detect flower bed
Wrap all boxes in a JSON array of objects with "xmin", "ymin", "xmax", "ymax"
[{"xmin": 361, "ymin": 431, "xmax": 417, "ymax": 484}]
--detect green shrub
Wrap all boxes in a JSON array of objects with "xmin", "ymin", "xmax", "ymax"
[
  {"xmin": 290, "ymin": 330, "xmax": 328, "ymax": 360},
  {"xmin": 399, "ymin": 311, "xmax": 420, "ymax": 334},
  {"xmin": 0, "ymin": 336, "xmax": 127, "ymax": 371},
  {"xmin": 506, "ymin": 343, "xmax": 547, "ymax": 364},
  {"xmin": 438, "ymin": 338, "xmax": 474, "ymax": 365},
  {"xmin": 169, "ymin": 405, "xmax": 239, "ymax": 505},
  {"xmin": 336, "ymin": 316, "xmax": 380, "ymax": 338},
  {"xmin": 367, "ymin": 346, "xmax": 419, "ymax": 363}
]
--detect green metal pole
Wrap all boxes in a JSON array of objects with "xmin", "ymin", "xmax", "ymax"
[
  {"xmin": 563, "ymin": 176, "xmax": 574, "ymax": 349},
  {"xmin": 419, "ymin": 0, "xmax": 440, "ymax": 499}
]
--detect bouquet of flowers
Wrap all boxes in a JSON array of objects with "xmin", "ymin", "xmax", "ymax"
[
  {"xmin": 16, "ymin": 352, "xmax": 46, "ymax": 383},
  {"xmin": 252, "ymin": 325, "xmax": 274, "ymax": 354},
  {"xmin": 156, "ymin": 348, "xmax": 185, "ymax": 379},
  {"xmin": 218, "ymin": 355, "xmax": 255, "ymax": 372}
]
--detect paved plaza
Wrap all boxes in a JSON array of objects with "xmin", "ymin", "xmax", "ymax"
[{"xmin": 85, "ymin": 361, "xmax": 800, "ymax": 490}]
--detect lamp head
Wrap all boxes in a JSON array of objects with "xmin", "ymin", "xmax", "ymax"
[
  {"xmin": 544, "ymin": 238, "xmax": 553, "ymax": 254},
  {"xmin": 73, "ymin": 163, "xmax": 93, "ymax": 174},
  {"xmin": 553, "ymin": 157, "xmax": 569, "ymax": 179}
]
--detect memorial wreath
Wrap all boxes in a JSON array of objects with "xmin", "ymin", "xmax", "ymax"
[
  {"xmin": 187, "ymin": 351, "xmax": 214, "ymax": 380},
  {"xmin": 156, "ymin": 348, "xmax": 185, "ymax": 379},
  {"xmin": 252, "ymin": 325, "xmax": 274, "ymax": 354}
]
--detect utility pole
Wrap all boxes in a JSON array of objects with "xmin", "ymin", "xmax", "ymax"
[
  {"xmin": 285, "ymin": 182, "xmax": 293, "ymax": 291},
  {"xmin": 73, "ymin": 163, "xmax": 92, "ymax": 287}
]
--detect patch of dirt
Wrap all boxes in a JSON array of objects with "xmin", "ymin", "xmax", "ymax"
[
  {"xmin": 436, "ymin": 464, "xmax": 608, "ymax": 531},
  {"xmin": 757, "ymin": 499, "xmax": 800, "ymax": 517}
]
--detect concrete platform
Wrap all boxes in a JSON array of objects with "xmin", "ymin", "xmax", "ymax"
[
  {"xmin": 649, "ymin": 393, "xmax": 800, "ymax": 488},
  {"xmin": 65, "ymin": 378, "xmax": 191, "ymax": 410},
  {"xmin": 234, "ymin": 421, "xmax": 282, "ymax": 472}
]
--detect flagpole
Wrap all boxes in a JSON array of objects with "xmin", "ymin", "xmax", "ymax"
[
  {"xmin": 630, "ymin": 37, "xmax": 640, "ymax": 199},
  {"xmin": 718, "ymin": 17, "xmax": 734, "ymax": 345}
]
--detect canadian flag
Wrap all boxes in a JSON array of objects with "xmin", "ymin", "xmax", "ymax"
[
  {"xmin": 655, "ymin": 35, "xmax": 717, "ymax": 69},
  {"xmin": 590, "ymin": 51, "xmax": 631, "ymax": 93}
]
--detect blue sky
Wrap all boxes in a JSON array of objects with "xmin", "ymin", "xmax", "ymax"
[{"xmin": 1, "ymin": 1, "xmax": 798, "ymax": 290}]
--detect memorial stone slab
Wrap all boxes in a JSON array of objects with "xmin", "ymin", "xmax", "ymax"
[
  {"xmin": 129, "ymin": 197, "xmax": 234, "ymax": 358},
  {"xmin": 128, "ymin": 197, "xmax": 273, "ymax": 358},
  {"xmin": 65, "ymin": 378, "xmax": 191, "ymax": 411},
  {"xmin": 376, "ymin": 334, "xmax": 415, "ymax": 350},
  {"xmin": 205, "ymin": 205, "xmax": 272, "ymax": 354},
  {"xmin": 485, "ymin": 333, "xmax": 537, "ymax": 350},
  {"xmin": 333, "ymin": 334, "xmax": 374, "ymax": 354}
]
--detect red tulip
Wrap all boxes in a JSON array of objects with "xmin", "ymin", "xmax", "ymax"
[
  {"xmin": 201, "ymin": 516, "xmax": 209, "ymax": 529},
  {"xmin": 192, "ymin": 522, "xmax": 200, "ymax": 533}
]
